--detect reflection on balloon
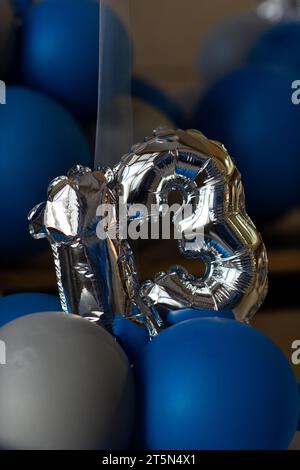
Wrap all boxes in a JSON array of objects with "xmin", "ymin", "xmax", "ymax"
[{"xmin": 116, "ymin": 128, "xmax": 268, "ymax": 327}]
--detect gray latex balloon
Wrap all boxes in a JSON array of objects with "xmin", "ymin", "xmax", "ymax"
[
  {"xmin": 0, "ymin": 313, "xmax": 134, "ymax": 450},
  {"xmin": 0, "ymin": 0, "xmax": 15, "ymax": 77},
  {"xmin": 199, "ymin": 12, "xmax": 270, "ymax": 84}
]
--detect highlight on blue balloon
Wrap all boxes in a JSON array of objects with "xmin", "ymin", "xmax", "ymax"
[{"xmin": 0, "ymin": 293, "xmax": 62, "ymax": 328}]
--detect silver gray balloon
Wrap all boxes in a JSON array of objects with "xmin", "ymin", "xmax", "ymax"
[{"xmin": 0, "ymin": 313, "xmax": 134, "ymax": 450}]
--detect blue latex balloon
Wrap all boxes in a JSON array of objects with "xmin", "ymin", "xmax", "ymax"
[
  {"xmin": 113, "ymin": 314, "xmax": 149, "ymax": 363},
  {"xmin": 249, "ymin": 22, "xmax": 300, "ymax": 75},
  {"xmin": 166, "ymin": 308, "xmax": 234, "ymax": 325},
  {"xmin": 0, "ymin": 86, "xmax": 92, "ymax": 258},
  {"xmin": 191, "ymin": 66, "xmax": 300, "ymax": 220},
  {"xmin": 132, "ymin": 77, "xmax": 184, "ymax": 129},
  {"xmin": 134, "ymin": 318, "xmax": 299, "ymax": 450},
  {"xmin": 0, "ymin": 293, "xmax": 61, "ymax": 327},
  {"xmin": 20, "ymin": 0, "xmax": 132, "ymax": 117}
]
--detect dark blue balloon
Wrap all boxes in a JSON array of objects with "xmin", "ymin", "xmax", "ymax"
[
  {"xmin": 134, "ymin": 318, "xmax": 299, "ymax": 449},
  {"xmin": 132, "ymin": 77, "xmax": 184, "ymax": 128},
  {"xmin": 191, "ymin": 66, "xmax": 300, "ymax": 220},
  {"xmin": 0, "ymin": 86, "xmax": 92, "ymax": 258},
  {"xmin": 0, "ymin": 293, "xmax": 61, "ymax": 327},
  {"xmin": 166, "ymin": 308, "xmax": 234, "ymax": 325},
  {"xmin": 20, "ymin": 0, "xmax": 132, "ymax": 117},
  {"xmin": 113, "ymin": 314, "xmax": 149, "ymax": 363},
  {"xmin": 249, "ymin": 22, "xmax": 300, "ymax": 75}
]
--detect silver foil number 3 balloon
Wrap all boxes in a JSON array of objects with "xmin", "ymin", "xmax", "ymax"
[{"xmin": 116, "ymin": 128, "xmax": 268, "ymax": 328}]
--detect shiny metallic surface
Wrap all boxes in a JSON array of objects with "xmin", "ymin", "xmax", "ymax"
[
  {"xmin": 29, "ymin": 128, "xmax": 268, "ymax": 335},
  {"xmin": 28, "ymin": 165, "xmax": 161, "ymax": 335},
  {"xmin": 116, "ymin": 128, "xmax": 268, "ymax": 325}
]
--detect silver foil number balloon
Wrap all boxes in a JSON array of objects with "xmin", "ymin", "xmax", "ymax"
[
  {"xmin": 115, "ymin": 128, "xmax": 268, "ymax": 325},
  {"xmin": 29, "ymin": 129, "xmax": 268, "ymax": 335},
  {"xmin": 28, "ymin": 165, "xmax": 162, "ymax": 336}
]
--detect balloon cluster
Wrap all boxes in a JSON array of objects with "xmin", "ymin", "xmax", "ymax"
[
  {"xmin": 1, "ymin": 128, "xmax": 298, "ymax": 449},
  {"xmin": 0, "ymin": 1, "xmax": 299, "ymax": 451},
  {"xmin": 193, "ymin": 4, "xmax": 300, "ymax": 221}
]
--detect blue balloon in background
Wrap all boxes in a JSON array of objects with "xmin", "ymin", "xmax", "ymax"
[
  {"xmin": 0, "ymin": 86, "xmax": 92, "ymax": 258},
  {"xmin": 20, "ymin": 0, "xmax": 132, "ymax": 117},
  {"xmin": 113, "ymin": 314, "xmax": 149, "ymax": 363},
  {"xmin": 249, "ymin": 22, "xmax": 300, "ymax": 75},
  {"xmin": 134, "ymin": 318, "xmax": 299, "ymax": 450},
  {"xmin": 191, "ymin": 66, "xmax": 300, "ymax": 220},
  {"xmin": 0, "ymin": 293, "xmax": 61, "ymax": 327},
  {"xmin": 132, "ymin": 77, "xmax": 184, "ymax": 129},
  {"xmin": 166, "ymin": 308, "xmax": 234, "ymax": 325}
]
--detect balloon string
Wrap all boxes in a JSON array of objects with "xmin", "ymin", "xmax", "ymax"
[
  {"xmin": 95, "ymin": 1, "xmax": 133, "ymax": 169},
  {"xmin": 95, "ymin": 0, "xmax": 106, "ymax": 168}
]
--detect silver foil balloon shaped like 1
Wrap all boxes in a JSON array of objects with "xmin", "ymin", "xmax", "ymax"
[
  {"xmin": 115, "ymin": 127, "xmax": 268, "ymax": 325},
  {"xmin": 28, "ymin": 165, "xmax": 162, "ymax": 336}
]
